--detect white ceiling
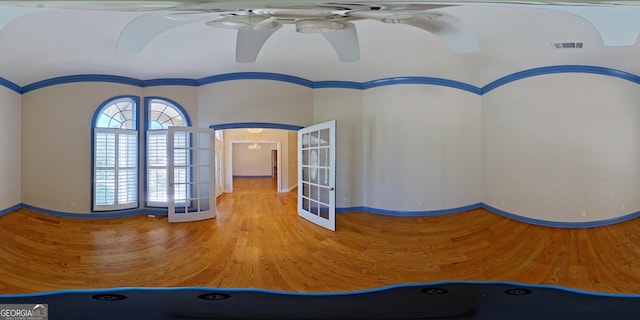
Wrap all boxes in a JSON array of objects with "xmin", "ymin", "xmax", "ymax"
[{"xmin": 1, "ymin": 0, "xmax": 640, "ymax": 87}]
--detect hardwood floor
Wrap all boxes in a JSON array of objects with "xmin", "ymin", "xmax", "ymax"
[{"xmin": 2, "ymin": 177, "xmax": 640, "ymax": 295}]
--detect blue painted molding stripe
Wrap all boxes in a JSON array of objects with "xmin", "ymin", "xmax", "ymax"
[
  {"xmin": 336, "ymin": 203, "xmax": 483, "ymax": 216},
  {"xmin": 313, "ymin": 80, "xmax": 363, "ymax": 90},
  {"xmin": 197, "ymin": 72, "xmax": 314, "ymax": 88},
  {"xmin": 480, "ymin": 203, "xmax": 640, "ymax": 228},
  {"xmin": 364, "ymin": 77, "xmax": 482, "ymax": 94},
  {"xmin": 10, "ymin": 65, "xmax": 640, "ymax": 94},
  {"xmin": 210, "ymin": 122, "xmax": 304, "ymax": 131},
  {"xmin": 21, "ymin": 74, "xmax": 144, "ymax": 94},
  {"xmin": 336, "ymin": 203, "xmax": 640, "ymax": 228},
  {"xmin": 0, "ymin": 203, "xmax": 21, "ymax": 216},
  {"xmin": 142, "ymin": 78, "xmax": 198, "ymax": 87},
  {"xmin": 482, "ymin": 65, "xmax": 640, "ymax": 94},
  {"xmin": 0, "ymin": 77, "xmax": 21, "ymax": 94},
  {"xmin": 20, "ymin": 203, "xmax": 167, "ymax": 219},
  {"xmin": 4, "ymin": 201, "xmax": 640, "ymax": 227}
]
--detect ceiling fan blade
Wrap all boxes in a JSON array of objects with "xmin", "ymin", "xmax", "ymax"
[
  {"xmin": 116, "ymin": 11, "xmax": 197, "ymax": 53},
  {"xmin": 320, "ymin": 21, "xmax": 360, "ymax": 62},
  {"xmin": 235, "ymin": 24, "xmax": 282, "ymax": 63},
  {"xmin": 400, "ymin": 13, "xmax": 478, "ymax": 53}
]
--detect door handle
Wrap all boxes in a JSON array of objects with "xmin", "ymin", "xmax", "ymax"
[{"xmin": 330, "ymin": 187, "xmax": 335, "ymax": 191}]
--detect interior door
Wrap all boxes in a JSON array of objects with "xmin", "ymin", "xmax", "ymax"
[
  {"xmin": 168, "ymin": 127, "xmax": 216, "ymax": 223},
  {"xmin": 298, "ymin": 120, "xmax": 336, "ymax": 231}
]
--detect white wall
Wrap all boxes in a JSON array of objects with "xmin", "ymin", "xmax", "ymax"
[
  {"xmin": 20, "ymin": 83, "xmax": 199, "ymax": 213},
  {"xmin": 197, "ymin": 79, "xmax": 313, "ymax": 193},
  {"xmin": 313, "ymin": 88, "xmax": 364, "ymax": 208},
  {"xmin": 483, "ymin": 74, "xmax": 640, "ymax": 222},
  {"xmin": 232, "ymin": 142, "xmax": 276, "ymax": 176},
  {"xmin": 197, "ymin": 80, "xmax": 314, "ymax": 128},
  {"xmin": 287, "ymin": 131, "xmax": 298, "ymax": 190},
  {"xmin": 14, "ymin": 72, "xmax": 640, "ymax": 225},
  {"xmin": 362, "ymin": 85, "xmax": 482, "ymax": 212},
  {"xmin": 0, "ymin": 87, "xmax": 21, "ymax": 211},
  {"xmin": 21, "ymin": 83, "xmax": 142, "ymax": 213}
]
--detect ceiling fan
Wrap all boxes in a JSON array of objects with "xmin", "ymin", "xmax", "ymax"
[{"xmin": 113, "ymin": 3, "xmax": 479, "ymax": 63}]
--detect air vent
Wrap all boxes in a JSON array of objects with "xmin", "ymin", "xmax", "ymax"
[{"xmin": 552, "ymin": 42, "xmax": 583, "ymax": 49}]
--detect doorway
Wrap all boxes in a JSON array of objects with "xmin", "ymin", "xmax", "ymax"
[
  {"xmin": 228, "ymin": 140, "xmax": 282, "ymax": 193},
  {"xmin": 211, "ymin": 126, "xmax": 299, "ymax": 195},
  {"xmin": 211, "ymin": 122, "xmax": 336, "ymax": 231},
  {"xmin": 272, "ymin": 149, "xmax": 278, "ymax": 178}
]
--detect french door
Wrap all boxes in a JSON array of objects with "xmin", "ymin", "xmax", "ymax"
[
  {"xmin": 298, "ymin": 120, "xmax": 336, "ymax": 231},
  {"xmin": 168, "ymin": 127, "xmax": 216, "ymax": 222}
]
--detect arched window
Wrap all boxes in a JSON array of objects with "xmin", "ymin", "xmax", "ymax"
[
  {"xmin": 146, "ymin": 98, "xmax": 191, "ymax": 206},
  {"xmin": 148, "ymin": 100, "xmax": 186, "ymax": 129},
  {"xmin": 93, "ymin": 97, "xmax": 139, "ymax": 211}
]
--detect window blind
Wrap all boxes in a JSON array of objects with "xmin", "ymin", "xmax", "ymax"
[{"xmin": 94, "ymin": 128, "xmax": 138, "ymax": 211}]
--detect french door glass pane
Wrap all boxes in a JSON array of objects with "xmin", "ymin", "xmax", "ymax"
[
  {"xmin": 319, "ymin": 148, "xmax": 329, "ymax": 167},
  {"xmin": 319, "ymin": 186, "xmax": 330, "ymax": 204},
  {"xmin": 198, "ymin": 197, "xmax": 210, "ymax": 211},
  {"xmin": 319, "ymin": 203, "xmax": 330, "ymax": 219},
  {"xmin": 302, "ymin": 133, "xmax": 310, "ymax": 147},
  {"xmin": 310, "ymin": 130, "xmax": 319, "ymax": 147},
  {"xmin": 198, "ymin": 166, "xmax": 211, "ymax": 183},
  {"xmin": 319, "ymin": 129, "xmax": 330, "ymax": 146}
]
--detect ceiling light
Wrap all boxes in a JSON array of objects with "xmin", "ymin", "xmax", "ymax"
[
  {"xmin": 295, "ymin": 19, "xmax": 346, "ymax": 33},
  {"xmin": 248, "ymin": 143, "xmax": 261, "ymax": 151},
  {"xmin": 247, "ymin": 128, "xmax": 263, "ymax": 134}
]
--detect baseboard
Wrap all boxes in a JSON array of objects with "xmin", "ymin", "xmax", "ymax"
[
  {"xmin": 336, "ymin": 203, "xmax": 483, "ymax": 216},
  {"xmin": 6, "ymin": 201, "xmax": 640, "ymax": 228},
  {"xmin": 0, "ymin": 203, "xmax": 21, "ymax": 216}
]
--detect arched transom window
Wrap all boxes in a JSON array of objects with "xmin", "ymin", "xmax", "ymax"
[
  {"xmin": 148, "ymin": 100, "xmax": 186, "ymax": 129},
  {"xmin": 95, "ymin": 99, "xmax": 136, "ymax": 129}
]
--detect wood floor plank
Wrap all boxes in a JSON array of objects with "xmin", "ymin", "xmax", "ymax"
[{"xmin": 2, "ymin": 177, "xmax": 640, "ymax": 294}]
